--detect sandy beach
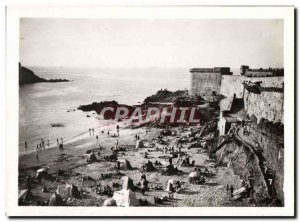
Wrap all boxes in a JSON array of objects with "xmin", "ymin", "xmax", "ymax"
[{"xmin": 18, "ymin": 124, "xmax": 247, "ymax": 207}]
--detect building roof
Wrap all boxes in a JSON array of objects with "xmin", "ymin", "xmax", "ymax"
[{"xmin": 190, "ymin": 67, "xmax": 232, "ymax": 75}]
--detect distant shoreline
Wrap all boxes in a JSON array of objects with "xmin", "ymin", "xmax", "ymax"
[{"xmin": 19, "ymin": 63, "xmax": 70, "ymax": 85}]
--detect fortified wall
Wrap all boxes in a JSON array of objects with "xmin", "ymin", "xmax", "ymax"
[
  {"xmin": 215, "ymin": 67, "xmax": 284, "ymax": 204},
  {"xmin": 190, "ymin": 67, "xmax": 232, "ymax": 98},
  {"xmin": 220, "ymin": 76, "xmax": 284, "ymax": 125},
  {"xmin": 243, "ymin": 77, "xmax": 284, "ymax": 123},
  {"xmin": 189, "ymin": 65, "xmax": 284, "ymax": 133}
]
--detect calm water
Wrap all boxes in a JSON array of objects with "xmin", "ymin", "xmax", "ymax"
[{"xmin": 19, "ymin": 67, "xmax": 190, "ymax": 152}]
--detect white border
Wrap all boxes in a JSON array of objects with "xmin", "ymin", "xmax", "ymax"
[{"xmin": 6, "ymin": 6, "xmax": 294, "ymax": 217}]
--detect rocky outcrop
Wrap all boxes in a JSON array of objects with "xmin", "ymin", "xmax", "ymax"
[
  {"xmin": 19, "ymin": 63, "xmax": 69, "ymax": 85},
  {"xmin": 78, "ymin": 101, "xmax": 134, "ymax": 120},
  {"xmin": 143, "ymin": 89, "xmax": 190, "ymax": 104}
]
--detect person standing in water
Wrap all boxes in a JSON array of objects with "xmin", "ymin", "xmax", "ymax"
[
  {"xmin": 57, "ymin": 138, "xmax": 59, "ymax": 146},
  {"xmin": 25, "ymin": 141, "xmax": 28, "ymax": 151},
  {"xmin": 89, "ymin": 128, "xmax": 91, "ymax": 136},
  {"xmin": 47, "ymin": 140, "xmax": 50, "ymax": 148},
  {"xmin": 92, "ymin": 128, "xmax": 95, "ymax": 136},
  {"xmin": 96, "ymin": 135, "xmax": 99, "ymax": 142}
]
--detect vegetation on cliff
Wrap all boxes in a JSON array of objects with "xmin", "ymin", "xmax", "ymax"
[{"xmin": 19, "ymin": 63, "xmax": 69, "ymax": 85}]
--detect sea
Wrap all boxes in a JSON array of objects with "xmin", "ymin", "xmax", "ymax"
[{"xmin": 19, "ymin": 67, "xmax": 191, "ymax": 153}]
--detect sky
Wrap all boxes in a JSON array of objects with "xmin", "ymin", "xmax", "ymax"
[{"xmin": 20, "ymin": 19, "xmax": 283, "ymax": 69}]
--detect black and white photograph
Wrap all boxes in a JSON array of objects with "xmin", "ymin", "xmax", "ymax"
[{"xmin": 5, "ymin": 6, "xmax": 295, "ymax": 217}]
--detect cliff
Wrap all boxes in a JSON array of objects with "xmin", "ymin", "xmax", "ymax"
[
  {"xmin": 19, "ymin": 63, "xmax": 69, "ymax": 85},
  {"xmin": 19, "ymin": 63, "xmax": 47, "ymax": 85}
]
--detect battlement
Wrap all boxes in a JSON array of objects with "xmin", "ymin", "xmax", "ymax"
[{"xmin": 240, "ymin": 65, "xmax": 284, "ymax": 77}]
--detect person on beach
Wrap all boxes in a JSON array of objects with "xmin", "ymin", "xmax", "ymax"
[
  {"xmin": 116, "ymin": 125, "xmax": 119, "ymax": 137},
  {"xmin": 36, "ymin": 152, "xmax": 39, "ymax": 162},
  {"xmin": 115, "ymin": 139, "xmax": 119, "ymax": 150},
  {"xmin": 57, "ymin": 138, "xmax": 59, "ymax": 146},
  {"xmin": 92, "ymin": 128, "xmax": 95, "ymax": 136},
  {"xmin": 107, "ymin": 131, "xmax": 110, "ymax": 136},
  {"xmin": 89, "ymin": 128, "xmax": 91, "ymax": 136},
  {"xmin": 25, "ymin": 175, "xmax": 31, "ymax": 189},
  {"xmin": 169, "ymin": 157, "xmax": 172, "ymax": 165},
  {"xmin": 25, "ymin": 141, "xmax": 28, "ymax": 151},
  {"xmin": 230, "ymin": 185, "xmax": 234, "ymax": 197},
  {"xmin": 164, "ymin": 146, "xmax": 168, "ymax": 155},
  {"xmin": 39, "ymin": 143, "xmax": 42, "ymax": 150},
  {"xmin": 96, "ymin": 135, "xmax": 98, "ymax": 142},
  {"xmin": 41, "ymin": 139, "xmax": 45, "ymax": 150},
  {"xmin": 59, "ymin": 142, "xmax": 64, "ymax": 151},
  {"xmin": 47, "ymin": 140, "xmax": 50, "ymax": 148}
]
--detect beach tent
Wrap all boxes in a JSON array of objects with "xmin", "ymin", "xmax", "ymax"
[
  {"xmin": 122, "ymin": 176, "xmax": 135, "ymax": 190},
  {"xmin": 188, "ymin": 171, "xmax": 200, "ymax": 183},
  {"xmin": 48, "ymin": 192, "xmax": 64, "ymax": 206},
  {"xmin": 136, "ymin": 140, "xmax": 144, "ymax": 148},
  {"xmin": 103, "ymin": 198, "xmax": 117, "ymax": 207},
  {"xmin": 112, "ymin": 189, "xmax": 139, "ymax": 207},
  {"xmin": 164, "ymin": 164, "xmax": 177, "ymax": 175},
  {"xmin": 68, "ymin": 184, "xmax": 81, "ymax": 198},
  {"xmin": 166, "ymin": 179, "xmax": 177, "ymax": 192},
  {"xmin": 87, "ymin": 152, "xmax": 97, "ymax": 163},
  {"xmin": 189, "ymin": 171, "xmax": 198, "ymax": 178},
  {"xmin": 18, "ymin": 189, "xmax": 32, "ymax": 202},
  {"xmin": 144, "ymin": 160, "xmax": 156, "ymax": 172},
  {"xmin": 56, "ymin": 183, "xmax": 81, "ymax": 199},
  {"xmin": 118, "ymin": 159, "xmax": 133, "ymax": 170}
]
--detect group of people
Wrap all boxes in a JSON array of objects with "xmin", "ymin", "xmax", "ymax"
[
  {"xmin": 33, "ymin": 138, "xmax": 50, "ymax": 152},
  {"xmin": 89, "ymin": 128, "xmax": 95, "ymax": 136},
  {"xmin": 134, "ymin": 134, "xmax": 140, "ymax": 141},
  {"xmin": 226, "ymin": 184, "xmax": 235, "ymax": 197}
]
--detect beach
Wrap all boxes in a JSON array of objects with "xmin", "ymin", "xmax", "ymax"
[{"xmin": 19, "ymin": 125, "xmax": 245, "ymax": 207}]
